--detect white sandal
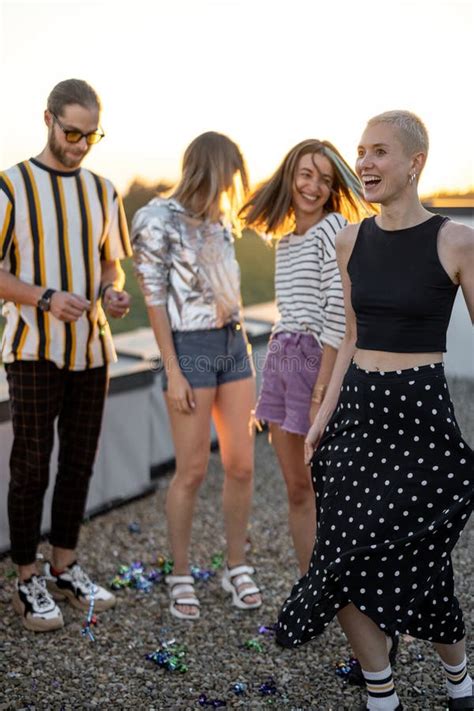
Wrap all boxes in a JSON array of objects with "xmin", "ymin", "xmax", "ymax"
[
  {"xmin": 165, "ymin": 575, "xmax": 200, "ymax": 620},
  {"xmin": 221, "ymin": 564, "xmax": 262, "ymax": 610}
]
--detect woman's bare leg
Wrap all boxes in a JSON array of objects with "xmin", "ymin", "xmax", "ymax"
[
  {"xmin": 212, "ymin": 376, "xmax": 260, "ymax": 604},
  {"xmin": 165, "ymin": 387, "xmax": 215, "ymax": 615},
  {"xmin": 434, "ymin": 639, "xmax": 467, "ymax": 666},
  {"xmin": 337, "ymin": 604, "xmax": 390, "ymax": 672},
  {"xmin": 434, "ymin": 638, "xmax": 471, "ymax": 701},
  {"xmin": 269, "ymin": 423, "xmax": 316, "ymax": 574}
]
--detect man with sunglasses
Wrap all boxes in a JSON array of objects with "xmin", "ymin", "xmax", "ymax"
[{"xmin": 0, "ymin": 79, "xmax": 132, "ymax": 632}]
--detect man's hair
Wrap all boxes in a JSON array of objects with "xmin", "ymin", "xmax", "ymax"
[
  {"xmin": 47, "ymin": 79, "xmax": 101, "ymax": 116},
  {"xmin": 366, "ymin": 110, "xmax": 429, "ymax": 155}
]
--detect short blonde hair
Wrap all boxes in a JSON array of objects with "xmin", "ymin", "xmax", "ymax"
[{"xmin": 367, "ymin": 110, "xmax": 429, "ymax": 155}]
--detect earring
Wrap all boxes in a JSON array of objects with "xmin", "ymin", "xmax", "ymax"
[{"xmin": 409, "ymin": 172, "xmax": 417, "ymax": 185}]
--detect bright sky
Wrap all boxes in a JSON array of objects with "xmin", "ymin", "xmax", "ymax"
[{"xmin": 1, "ymin": 0, "xmax": 472, "ymax": 196}]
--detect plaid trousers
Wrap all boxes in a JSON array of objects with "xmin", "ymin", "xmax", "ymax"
[{"xmin": 5, "ymin": 360, "xmax": 108, "ymax": 565}]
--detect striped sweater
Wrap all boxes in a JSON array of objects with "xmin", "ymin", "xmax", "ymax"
[
  {"xmin": 273, "ymin": 212, "xmax": 347, "ymax": 349},
  {"xmin": 0, "ymin": 158, "xmax": 131, "ymax": 370}
]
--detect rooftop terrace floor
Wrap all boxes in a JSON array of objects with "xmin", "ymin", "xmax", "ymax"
[{"xmin": 0, "ymin": 382, "xmax": 472, "ymax": 710}]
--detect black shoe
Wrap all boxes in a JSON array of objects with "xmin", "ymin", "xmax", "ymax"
[
  {"xmin": 348, "ymin": 634, "xmax": 400, "ymax": 687},
  {"xmin": 448, "ymin": 694, "xmax": 474, "ymax": 710}
]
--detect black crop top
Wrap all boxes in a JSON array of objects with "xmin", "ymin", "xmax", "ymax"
[{"xmin": 347, "ymin": 215, "xmax": 458, "ymax": 353}]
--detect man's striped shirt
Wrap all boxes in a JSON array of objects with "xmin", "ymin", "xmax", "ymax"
[
  {"xmin": 0, "ymin": 158, "xmax": 132, "ymax": 370},
  {"xmin": 273, "ymin": 212, "xmax": 347, "ymax": 349}
]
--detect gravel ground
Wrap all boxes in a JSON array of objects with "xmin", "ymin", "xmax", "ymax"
[{"xmin": 0, "ymin": 377, "xmax": 472, "ymax": 711}]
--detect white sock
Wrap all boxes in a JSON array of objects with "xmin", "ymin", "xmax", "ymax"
[
  {"xmin": 362, "ymin": 664, "xmax": 400, "ymax": 710},
  {"xmin": 442, "ymin": 656, "xmax": 473, "ymax": 699}
]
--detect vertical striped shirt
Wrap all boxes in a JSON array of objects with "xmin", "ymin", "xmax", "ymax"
[
  {"xmin": 0, "ymin": 158, "xmax": 132, "ymax": 370},
  {"xmin": 273, "ymin": 212, "xmax": 347, "ymax": 349}
]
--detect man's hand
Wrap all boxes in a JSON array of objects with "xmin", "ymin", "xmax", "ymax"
[
  {"xmin": 50, "ymin": 292, "xmax": 90, "ymax": 322},
  {"xmin": 103, "ymin": 288, "xmax": 131, "ymax": 318}
]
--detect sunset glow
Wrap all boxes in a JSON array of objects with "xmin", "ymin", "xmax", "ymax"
[{"xmin": 1, "ymin": 0, "xmax": 472, "ymax": 196}]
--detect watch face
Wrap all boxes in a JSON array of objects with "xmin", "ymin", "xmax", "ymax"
[
  {"xmin": 38, "ymin": 297, "xmax": 50, "ymax": 312},
  {"xmin": 38, "ymin": 289, "xmax": 55, "ymax": 312}
]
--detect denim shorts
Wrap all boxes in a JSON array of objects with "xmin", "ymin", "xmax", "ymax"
[
  {"xmin": 162, "ymin": 322, "xmax": 255, "ymax": 390},
  {"xmin": 255, "ymin": 331, "xmax": 322, "ymax": 436}
]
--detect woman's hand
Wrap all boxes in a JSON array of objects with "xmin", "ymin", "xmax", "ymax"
[
  {"xmin": 304, "ymin": 407, "xmax": 333, "ymax": 465},
  {"xmin": 167, "ymin": 369, "xmax": 195, "ymax": 414}
]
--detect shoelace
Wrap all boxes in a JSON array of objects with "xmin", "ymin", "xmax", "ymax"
[
  {"xmin": 69, "ymin": 564, "xmax": 93, "ymax": 592},
  {"xmin": 26, "ymin": 576, "xmax": 53, "ymax": 610}
]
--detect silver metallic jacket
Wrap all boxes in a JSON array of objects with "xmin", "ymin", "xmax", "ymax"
[{"xmin": 131, "ymin": 198, "xmax": 242, "ymax": 331}]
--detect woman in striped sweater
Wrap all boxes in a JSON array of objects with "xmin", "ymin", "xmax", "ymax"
[{"xmin": 242, "ymin": 140, "xmax": 372, "ymax": 574}]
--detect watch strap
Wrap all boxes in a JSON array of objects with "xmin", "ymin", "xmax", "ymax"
[
  {"xmin": 37, "ymin": 288, "xmax": 56, "ymax": 311},
  {"xmin": 100, "ymin": 283, "xmax": 114, "ymax": 300}
]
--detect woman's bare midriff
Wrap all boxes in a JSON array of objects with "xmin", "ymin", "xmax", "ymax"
[{"xmin": 353, "ymin": 349, "xmax": 444, "ymax": 372}]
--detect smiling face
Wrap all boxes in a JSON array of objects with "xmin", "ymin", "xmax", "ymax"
[
  {"xmin": 291, "ymin": 152, "xmax": 334, "ymax": 230},
  {"xmin": 46, "ymin": 103, "xmax": 100, "ymax": 170},
  {"xmin": 356, "ymin": 122, "xmax": 422, "ymax": 205}
]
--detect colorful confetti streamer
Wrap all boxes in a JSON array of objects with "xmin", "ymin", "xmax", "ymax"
[
  {"xmin": 244, "ymin": 638, "xmax": 264, "ymax": 653},
  {"xmin": 81, "ymin": 584, "xmax": 97, "ymax": 641},
  {"xmin": 335, "ymin": 657, "xmax": 360, "ymax": 679},
  {"xmin": 258, "ymin": 624, "xmax": 277, "ymax": 636},
  {"xmin": 258, "ymin": 677, "xmax": 278, "ymax": 696},
  {"xmin": 198, "ymin": 694, "xmax": 227, "ymax": 707},
  {"xmin": 230, "ymin": 682, "xmax": 247, "ymax": 695},
  {"xmin": 146, "ymin": 639, "xmax": 187, "ymax": 673},
  {"xmin": 210, "ymin": 552, "xmax": 224, "ymax": 570}
]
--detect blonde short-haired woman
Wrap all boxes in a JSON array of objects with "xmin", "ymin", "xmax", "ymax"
[{"xmin": 277, "ymin": 112, "xmax": 474, "ymax": 711}]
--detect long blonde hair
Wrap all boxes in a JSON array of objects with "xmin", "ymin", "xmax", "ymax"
[
  {"xmin": 171, "ymin": 132, "xmax": 249, "ymax": 230},
  {"xmin": 241, "ymin": 139, "xmax": 374, "ymax": 238}
]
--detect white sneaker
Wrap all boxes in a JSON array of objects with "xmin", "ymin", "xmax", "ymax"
[
  {"xmin": 43, "ymin": 561, "xmax": 116, "ymax": 612},
  {"xmin": 12, "ymin": 575, "xmax": 64, "ymax": 632}
]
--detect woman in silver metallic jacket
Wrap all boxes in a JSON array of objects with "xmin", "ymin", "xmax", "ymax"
[{"xmin": 132, "ymin": 132, "xmax": 261, "ymax": 620}]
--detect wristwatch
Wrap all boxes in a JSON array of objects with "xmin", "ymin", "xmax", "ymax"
[{"xmin": 37, "ymin": 288, "xmax": 56, "ymax": 312}]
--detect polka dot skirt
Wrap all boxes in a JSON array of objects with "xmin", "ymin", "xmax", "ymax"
[{"xmin": 276, "ymin": 362, "xmax": 473, "ymax": 647}]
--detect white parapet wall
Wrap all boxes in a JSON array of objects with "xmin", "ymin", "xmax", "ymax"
[
  {"xmin": 445, "ymin": 290, "xmax": 473, "ymax": 380},
  {"xmin": 0, "ymin": 315, "xmax": 272, "ymax": 554},
  {"xmin": 0, "ymin": 359, "xmax": 155, "ymax": 555}
]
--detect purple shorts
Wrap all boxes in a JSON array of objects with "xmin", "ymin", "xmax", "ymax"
[{"xmin": 255, "ymin": 332, "xmax": 322, "ymax": 436}]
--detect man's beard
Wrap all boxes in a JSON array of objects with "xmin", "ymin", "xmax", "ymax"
[{"xmin": 49, "ymin": 131, "xmax": 88, "ymax": 169}]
